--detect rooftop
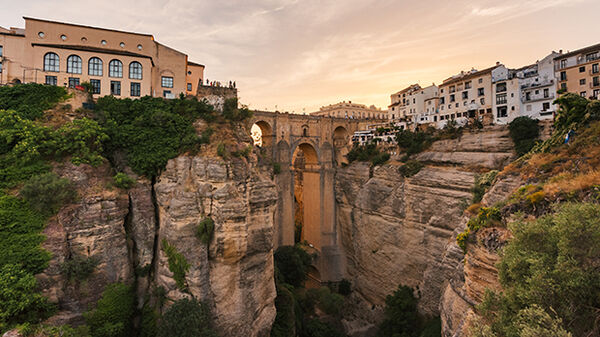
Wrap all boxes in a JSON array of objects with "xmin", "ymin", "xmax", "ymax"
[
  {"xmin": 23, "ymin": 16, "xmax": 154, "ymax": 38},
  {"xmin": 554, "ymin": 42, "xmax": 600, "ymax": 60}
]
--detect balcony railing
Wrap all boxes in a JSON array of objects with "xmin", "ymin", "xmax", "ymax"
[
  {"xmin": 521, "ymin": 79, "xmax": 554, "ymax": 89},
  {"xmin": 522, "ymin": 94, "xmax": 555, "ymax": 103}
]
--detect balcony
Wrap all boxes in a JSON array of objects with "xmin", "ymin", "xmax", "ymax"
[
  {"xmin": 522, "ymin": 94, "xmax": 555, "ymax": 103},
  {"xmin": 589, "ymin": 69, "xmax": 600, "ymax": 76},
  {"xmin": 521, "ymin": 79, "xmax": 554, "ymax": 89},
  {"xmin": 591, "ymin": 82, "xmax": 600, "ymax": 89}
]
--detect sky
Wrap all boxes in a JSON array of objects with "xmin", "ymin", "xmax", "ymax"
[{"xmin": 2, "ymin": 0, "xmax": 599, "ymax": 113}]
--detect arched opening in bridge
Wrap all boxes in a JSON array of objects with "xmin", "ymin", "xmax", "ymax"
[
  {"xmin": 292, "ymin": 143, "xmax": 321, "ymax": 251},
  {"xmin": 333, "ymin": 126, "xmax": 350, "ymax": 166},
  {"xmin": 251, "ymin": 121, "xmax": 273, "ymax": 147}
]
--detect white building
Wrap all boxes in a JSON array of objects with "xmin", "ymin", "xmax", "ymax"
[
  {"xmin": 388, "ymin": 83, "xmax": 438, "ymax": 130},
  {"xmin": 492, "ymin": 52, "xmax": 559, "ymax": 124}
]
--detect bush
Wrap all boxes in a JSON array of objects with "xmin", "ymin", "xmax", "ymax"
[
  {"xmin": 347, "ymin": 143, "xmax": 389, "ymax": 166},
  {"xmin": 196, "ymin": 217, "xmax": 214, "ymax": 245},
  {"xmin": 84, "ymin": 283, "xmax": 135, "ymax": 337},
  {"xmin": 113, "ymin": 173, "xmax": 135, "ymax": 189},
  {"xmin": 60, "ymin": 255, "xmax": 99, "ymax": 281},
  {"xmin": 0, "ymin": 195, "xmax": 50, "ymax": 274},
  {"xmin": 51, "ymin": 118, "xmax": 108, "ymax": 166},
  {"xmin": 302, "ymin": 319, "xmax": 346, "ymax": 337},
  {"xmin": 19, "ymin": 173, "xmax": 77, "ymax": 216},
  {"xmin": 0, "ymin": 83, "xmax": 67, "ymax": 120},
  {"xmin": 157, "ymin": 298, "xmax": 217, "ymax": 337},
  {"xmin": 274, "ymin": 245, "xmax": 312, "ymax": 288},
  {"xmin": 0, "ymin": 264, "xmax": 53, "ymax": 329},
  {"xmin": 216, "ymin": 143, "xmax": 228, "ymax": 159},
  {"xmin": 338, "ymin": 279, "xmax": 352, "ymax": 296},
  {"xmin": 271, "ymin": 283, "xmax": 299, "ymax": 337},
  {"xmin": 395, "ymin": 130, "xmax": 433, "ymax": 156},
  {"xmin": 161, "ymin": 239, "xmax": 189, "ymax": 290},
  {"xmin": 308, "ymin": 287, "xmax": 344, "ymax": 316},
  {"xmin": 509, "ymin": 116, "xmax": 539, "ymax": 156},
  {"xmin": 222, "ymin": 98, "xmax": 252, "ymax": 121},
  {"xmin": 398, "ymin": 160, "xmax": 424, "ymax": 177},
  {"xmin": 95, "ymin": 95, "xmax": 214, "ymax": 177},
  {"xmin": 376, "ymin": 285, "xmax": 420, "ymax": 337},
  {"xmin": 477, "ymin": 203, "xmax": 600, "ymax": 336}
]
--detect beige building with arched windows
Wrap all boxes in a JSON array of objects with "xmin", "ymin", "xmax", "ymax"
[
  {"xmin": 0, "ymin": 17, "xmax": 204, "ymax": 99},
  {"xmin": 310, "ymin": 101, "xmax": 386, "ymax": 119}
]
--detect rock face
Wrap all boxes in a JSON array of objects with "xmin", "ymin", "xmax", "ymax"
[
  {"xmin": 154, "ymin": 155, "xmax": 278, "ymax": 337},
  {"xmin": 38, "ymin": 153, "xmax": 278, "ymax": 337},
  {"xmin": 439, "ymin": 174, "xmax": 522, "ymax": 337},
  {"xmin": 336, "ymin": 163, "xmax": 475, "ymax": 317}
]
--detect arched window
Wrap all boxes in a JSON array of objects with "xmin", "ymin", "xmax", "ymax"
[
  {"xmin": 67, "ymin": 55, "xmax": 82, "ymax": 74},
  {"xmin": 129, "ymin": 61, "xmax": 142, "ymax": 79},
  {"xmin": 108, "ymin": 59, "xmax": 123, "ymax": 78},
  {"xmin": 43, "ymin": 52, "xmax": 59, "ymax": 72},
  {"xmin": 88, "ymin": 57, "xmax": 103, "ymax": 76}
]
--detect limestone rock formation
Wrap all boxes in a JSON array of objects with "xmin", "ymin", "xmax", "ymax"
[{"xmin": 154, "ymin": 155, "xmax": 278, "ymax": 337}]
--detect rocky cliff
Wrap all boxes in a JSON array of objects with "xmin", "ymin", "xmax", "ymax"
[
  {"xmin": 335, "ymin": 126, "xmax": 515, "ymax": 333},
  {"xmin": 37, "ymin": 153, "xmax": 278, "ymax": 337}
]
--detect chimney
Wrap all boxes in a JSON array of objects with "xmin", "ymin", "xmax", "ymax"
[{"xmin": 496, "ymin": 61, "xmax": 500, "ymax": 66}]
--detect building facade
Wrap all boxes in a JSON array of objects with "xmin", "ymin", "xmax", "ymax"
[
  {"xmin": 554, "ymin": 43, "xmax": 600, "ymax": 100},
  {"xmin": 492, "ymin": 52, "xmax": 559, "ymax": 124},
  {"xmin": 436, "ymin": 65, "xmax": 498, "ymax": 127},
  {"xmin": 0, "ymin": 17, "xmax": 204, "ymax": 99},
  {"xmin": 310, "ymin": 101, "xmax": 386, "ymax": 119}
]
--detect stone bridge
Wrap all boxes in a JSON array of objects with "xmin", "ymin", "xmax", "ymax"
[{"xmin": 250, "ymin": 111, "xmax": 377, "ymax": 282}]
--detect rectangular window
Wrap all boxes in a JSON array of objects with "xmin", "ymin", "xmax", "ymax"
[
  {"xmin": 465, "ymin": 81, "xmax": 472, "ymax": 89},
  {"xmin": 449, "ymin": 94, "xmax": 455, "ymax": 102},
  {"xmin": 543, "ymin": 102, "xmax": 550, "ymax": 111},
  {"xmin": 0, "ymin": 45, "xmax": 3, "ymax": 73},
  {"xmin": 580, "ymin": 79, "xmax": 586, "ymax": 85},
  {"xmin": 161, "ymin": 76, "xmax": 174, "ymax": 88},
  {"xmin": 462, "ymin": 91, "xmax": 468, "ymax": 99},
  {"xmin": 90, "ymin": 79, "xmax": 101, "ymax": 94},
  {"xmin": 496, "ymin": 93, "xmax": 507, "ymax": 105},
  {"xmin": 45, "ymin": 75, "xmax": 57, "ymax": 86},
  {"xmin": 480, "ymin": 98, "xmax": 485, "ymax": 105},
  {"xmin": 544, "ymin": 88, "xmax": 549, "ymax": 98},
  {"xmin": 561, "ymin": 83, "xmax": 567, "ymax": 90},
  {"xmin": 579, "ymin": 66, "xmax": 586, "ymax": 73},
  {"xmin": 560, "ymin": 71, "xmax": 567, "ymax": 81},
  {"xmin": 497, "ymin": 106, "xmax": 508, "ymax": 118},
  {"xmin": 580, "ymin": 91, "xmax": 587, "ymax": 98},
  {"xmin": 594, "ymin": 76, "xmax": 600, "ymax": 86},
  {"xmin": 496, "ymin": 83, "xmax": 507, "ymax": 93},
  {"xmin": 187, "ymin": 83, "xmax": 192, "ymax": 91},
  {"xmin": 131, "ymin": 82, "xmax": 141, "ymax": 97},
  {"xmin": 525, "ymin": 92, "xmax": 531, "ymax": 101},
  {"xmin": 163, "ymin": 90, "xmax": 172, "ymax": 98},
  {"xmin": 68, "ymin": 77, "xmax": 80, "ymax": 88},
  {"xmin": 478, "ymin": 88, "xmax": 485, "ymax": 96},
  {"xmin": 586, "ymin": 52, "xmax": 599, "ymax": 62},
  {"xmin": 434, "ymin": 116, "xmax": 438, "ymax": 122},
  {"xmin": 593, "ymin": 89, "xmax": 600, "ymax": 99},
  {"xmin": 478, "ymin": 78, "xmax": 483, "ymax": 84},
  {"xmin": 560, "ymin": 59, "xmax": 567, "ymax": 69},
  {"xmin": 449, "ymin": 86, "xmax": 455, "ymax": 93},
  {"xmin": 593, "ymin": 64, "xmax": 599, "ymax": 74},
  {"xmin": 110, "ymin": 81, "xmax": 121, "ymax": 96}
]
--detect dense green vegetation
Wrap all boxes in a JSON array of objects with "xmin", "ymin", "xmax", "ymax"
[
  {"xmin": 157, "ymin": 298, "xmax": 218, "ymax": 337},
  {"xmin": 346, "ymin": 143, "xmax": 390, "ymax": 166},
  {"xmin": 472, "ymin": 203, "xmax": 600, "ymax": 337},
  {"xmin": 0, "ymin": 83, "xmax": 67, "ymax": 120},
  {"xmin": 395, "ymin": 130, "xmax": 433, "ymax": 156},
  {"xmin": 196, "ymin": 217, "xmax": 215, "ymax": 245},
  {"xmin": 19, "ymin": 172, "xmax": 77, "ymax": 216},
  {"xmin": 60, "ymin": 255, "xmax": 99, "ymax": 282},
  {"xmin": 376, "ymin": 285, "xmax": 441, "ymax": 337},
  {"xmin": 271, "ymin": 245, "xmax": 348, "ymax": 337},
  {"xmin": 112, "ymin": 173, "xmax": 136, "ymax": 189},
  {"xmin": 398, "ymin": 160, "xmax": 424, "ymax": 178},
  {"xmin": 84, "ymin": 283, "xmax": 136, "ymax": 337},
  {"xmin": 508, "ymin": 116, "xmax": 539, "ymax": 156}
]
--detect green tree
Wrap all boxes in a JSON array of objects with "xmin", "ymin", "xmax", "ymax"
[
  {"xmin": 478, "ymin": 203, "xmax": 600, "ymax": 337},
  {"xmin": 0, "ymin": 264, "xmax": 53, "ymax": 330},
  {"xmin": 84, "ymin": 283, "xmax": 135, "ymax": 337},
  {"xmin": 274, "ymin": 245, "xmax": 312, "ymax": 288},
  {"xmin": 508, "ymin": 116, "xmax": 539, "ymax": 156},
  {"xmin": 376, "ymin": 285, "xmax": 420, "ymax": 337},
  {"xmin": 157, "ymin": 298, "xmax": 218, "ymax": 337}
]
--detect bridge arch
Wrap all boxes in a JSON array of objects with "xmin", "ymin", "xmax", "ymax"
[
  {"xmin": 292, "ymin": 142, "xmax": 322, "ymax": 251},
  {"xmin": 251, "ymin": 120, "xmax": 274, "ymax": 147},
  {"xmin": 333, "ymin": 126, "xmax": 350, "ymax": 165}
]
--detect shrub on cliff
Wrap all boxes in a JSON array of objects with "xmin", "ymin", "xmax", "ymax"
[
  {"xmin": 376, "ymin": 285, "xmax": 420, "ymax": 337},
  {"xmin": 0, "ymin": 264, "xmax": 53, "ymax": 330},
  {"xmin": 222, "ymin": 98, "xmax": 252, "ymax": 121},
  {"xmin": 477, "ymin": 203, "xmax": 600, "ymax": 337},
  {"xmin": 157, "ymin": 298, "xmax": 217, "ymax": 337},
  {"xmin": 0, "ymin": 83, "xmax": 67, "ymax": 120},
  {"xmin": 113, "ymin": 173, "xmax": 135, "ymax": 189},
  {"xmin": 19, "ymin": 172, "xmax": 77, "ymax": 217},
  {"xmin": 84, "ymin": 283, "xmax": 135, "ymax": 337},
  {"xmin": 95, "ymin": 95, "xmax": 215, "ymax": 177},
  {"xmin": 274, "ymin": 245, "xmax": 313, "ymax": 288},
  {"xmin": 395, "ymin": 130, "xmax": 433, "ymax": 156},
  {"xmin": 346, "ymin": 143, "xmax": 389, "ymax": 166},
  {"xmin": 196, "ymin": 217, "xmax": 214, "ymax": 245},
  {"xmin": 508, "ymin": 116, "xmax": 539, "ymax": 156},
  {"xmin": 161, "ymin": 239, "xmax": 190, "ymax": 291}
]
